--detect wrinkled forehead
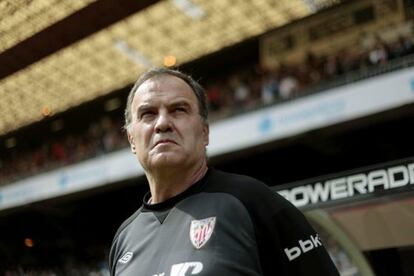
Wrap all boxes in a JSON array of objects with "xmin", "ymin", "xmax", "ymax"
[{"xmin": 132, "ymin": 75, "xmax": 197, "ymax": 107}]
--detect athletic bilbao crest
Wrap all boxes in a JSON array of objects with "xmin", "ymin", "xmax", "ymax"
[{"xmin": 190, "ymin": 217, "xmax": 216, "ymax": 249}]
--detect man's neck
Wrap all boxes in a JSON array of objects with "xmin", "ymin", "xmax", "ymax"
[{"xmin": 146, "ymin": 158, "xmax": 208, "ymax": 204}]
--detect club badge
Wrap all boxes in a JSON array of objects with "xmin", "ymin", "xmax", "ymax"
[{"xmin": 189, "ymin": 217, "xmax": 216, "ymax": 249}]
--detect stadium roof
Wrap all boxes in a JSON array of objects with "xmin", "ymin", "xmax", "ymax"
[{"xmin": 0, "ymin": 0, "xmax": 341, "ymax": 136}]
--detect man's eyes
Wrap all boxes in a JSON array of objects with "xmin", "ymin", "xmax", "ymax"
[
  {"xmin": 137, "ymin": 106, "xmax": 189, "ymax": 119},
  {"xmin": 174, "ymin": 107, "xmax": 187, "ymax": 113},
  {"xmin": 140, "ymin": 111, "xmax": 155, "ymax": 119}
]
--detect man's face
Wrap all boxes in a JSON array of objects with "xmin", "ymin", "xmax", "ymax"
[{"xmin": 127, "ymin": 75, "xmax": 209, "ymax": 171}]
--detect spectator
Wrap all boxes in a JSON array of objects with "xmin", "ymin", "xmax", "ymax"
[
  {"xmin": 368, "ymin": 39, "xmax": 389, "ymax": 65},
  {"xmin": 206, "ymin": 84, "xmax": 222, "ymax": 112},
  {"xmin": 400, "ymin": 35, "xmax": 414, "ymax": 55},
  {"xmin": 279, "ymin": 65, "xmax": 299, "ymax": 99},
  {"xmin": 324, "ymin": 54, "xmax": 340, "ymax": 79},
  {"xmin": 51, "ymin": 142, "xmax": 66, "ymax": 163},
  {"xmin": 261, "ymin": 70, "xmax": 279, "ymax": 105},
  {"xmin": 230, "ymin": 75, "xmax": 250, "ymax": 109}
]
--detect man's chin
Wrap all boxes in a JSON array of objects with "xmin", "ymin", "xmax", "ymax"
[{"xmin": 149, "ymin": 154, "xmax": 184, "ymax": 168}]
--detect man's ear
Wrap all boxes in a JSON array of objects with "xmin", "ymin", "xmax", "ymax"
[
  {"xmin": 203, "ymin": 123, "xmax": 209, "ymax": 147},
  {"xmin": 127, "ymin": 132, "xmax": 136, "ymax": 154}
]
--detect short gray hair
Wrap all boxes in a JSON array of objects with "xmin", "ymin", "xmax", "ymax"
[{"xmin": 124, "ymin": 68, "xmax": 208, "ymax": 130}]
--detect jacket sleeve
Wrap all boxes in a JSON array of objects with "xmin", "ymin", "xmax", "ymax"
[
  {"xmin": 247, "ymin": 187, "xmax": 340, "ymax": 276},
  {"xmin": 108, "ymin": 207, "xmax": 143, "ymax": 276},
  {"xmin": 108, "ymin": 235, "xmax": 119, "ymax": 276}
]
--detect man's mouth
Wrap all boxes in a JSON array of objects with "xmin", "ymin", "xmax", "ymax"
[{"xmin": 154, "ymin": 139, "xmax": 177, "ymax": 147}]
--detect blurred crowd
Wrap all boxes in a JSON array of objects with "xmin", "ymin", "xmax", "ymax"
[
  {"xmin": 0, "ymin": 117, "xmax": 128, "ymax": 185},
  {"xmin": 1, "ymin": 245, "xmax": 110, "ymax": 276},
  {"xmin": 3, "ymin": 261, "xmax": 109, "ymax": 276},
  {"xmin": 205, "ymin": 30, "xmax": 414, "ymax": 119},
  {"xmin": 1, "ymin": 23, "xmax": 413, "ymax": 186}
]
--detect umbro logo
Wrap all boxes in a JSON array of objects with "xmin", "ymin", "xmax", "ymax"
[{"xmin": 118, "ymin": 252, "xmax": 133, "ymax": 264}]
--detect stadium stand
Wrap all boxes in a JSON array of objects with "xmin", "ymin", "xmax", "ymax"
[{"xmin": 1, "ymin": 24, "xmax": 413, "ymax": 186}]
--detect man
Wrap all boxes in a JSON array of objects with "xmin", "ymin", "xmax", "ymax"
[{"xmin": 109, "ymin": 68, "xmax": 339, "ymax": 276}]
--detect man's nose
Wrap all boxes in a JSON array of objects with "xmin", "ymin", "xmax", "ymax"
[{"xmin": 154, "ymin": 113, "xmax": 172, "ymax": 133}]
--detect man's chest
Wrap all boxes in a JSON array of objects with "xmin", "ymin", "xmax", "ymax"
[{"xmin": 113, "ymin": 193, "xmax": 263, "ymax": 276}]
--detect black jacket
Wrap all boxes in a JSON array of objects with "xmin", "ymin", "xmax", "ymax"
[{"xmin": 109, "ymin": 168, "xmax": 339, "ymax": 276}]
